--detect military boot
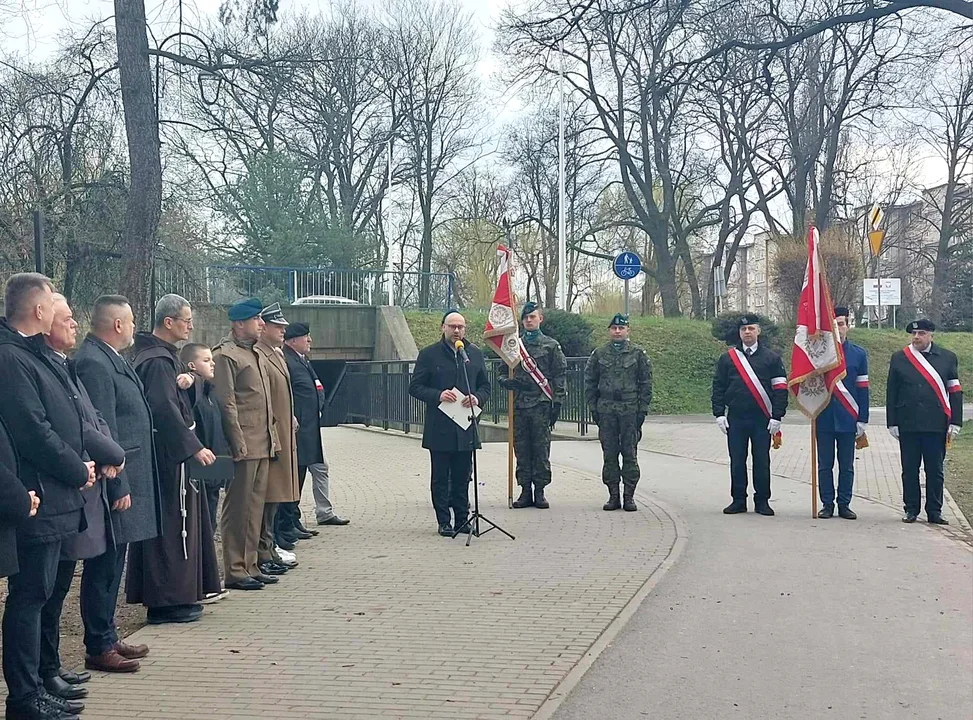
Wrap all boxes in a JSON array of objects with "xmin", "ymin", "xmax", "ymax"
[
  {"xmin": 512, "ymin": 485, "xmax": 533, "ymax": 509},
  {"xmin": 533, "ymin": 485, "xmax": 550, "ymax": 509},
  {"xmin": 622, "ymin": 489, "xmax": 638, "ymax": 512},
  {"xmin": 603, "ymin": 485, "xmax": 621, "ymax": 511}
]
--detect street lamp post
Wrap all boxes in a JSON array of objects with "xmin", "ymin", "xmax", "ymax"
[{"xmin": 557, "ymin": 38, "xmax": 567, "ymax": 311}]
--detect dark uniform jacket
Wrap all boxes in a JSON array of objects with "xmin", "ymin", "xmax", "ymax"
[
  {"xmin": 887, "ymin": 343, "xmax": 963, "ymax": 434},
  {"xmin": 711, "ymin": 343, "xmax": 788, "ymax": 421},
  {"xmin": 188, "ymin": 377, "xmax": 232, "ymax": 482},
  {"xmin": 409, "ymin": 338, "xmax": 491, "ymax": 452},
  {"xmin": 817, "ymin": 340, "xmax": 870, "ymax": 434},
  {"xmin": 284, "ymin": 344, "xmax": 326, "ymax": 466},
  {"xmin": 584, "ymin": 341, "xmax": 653, "ymax": 415},
  {"xmin": 0, "ymin": 319, "xmax": 90, "ymax": 544},
  {"xmin": 508, "ymin": 331, "xmax": 568, "ymax": 409},
  {"xmin": 0, "ymin": 414, "xmax": 32, "ymax": 577},
  {"xmin": 75, "ymin": 334, "xmax": 164, "ymax": 545}
]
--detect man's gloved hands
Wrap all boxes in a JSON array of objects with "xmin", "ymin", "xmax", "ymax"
[
  {"xmin": 716, "ymin": 416, "xmax": 729, "ymax": 435},
  {"xmin": 888, "ymin": 426, "xmax": 900, "ymax": 439},
  {"xmin": 499, "ymin": 376, "xmax": 527, "ymax": 391},
  {"xmin": 856, "ymin": 422, "xmax": 867, "ymax": 438},
  {"xmin": 550, "ymin": 403, "xmax": 561, "ymax": 430},
  {"xmin": 768, "ymin": 419, "xmax": 781, "ymax": 436},
  {"xmin": 948, "ymin": 425, "xmax": 961, "ymax": 439},
  {"xmin": 636, "ymin": 412, "xmax": 646, "ymax": 442}
]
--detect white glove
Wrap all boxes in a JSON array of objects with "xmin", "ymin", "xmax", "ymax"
[
  {"xmin": 856, "ymin": 422, "xmax": 867, "ymax": 438},
  {"xmin": 948, "ymin": 425, "xmax": 961, "ymax": 439},
  {"xmin": 716, "ymin": 416, "xmax": 729, "ymax": 435},
  {"xmin": 767, "ymin": 419, "xmax": 781, "ymax": 435},
  {"xmin": 888, "ymin": 426, "xmax": 900, "ymax": 439}
]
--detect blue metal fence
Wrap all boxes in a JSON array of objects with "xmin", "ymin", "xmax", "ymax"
[{"xmin": 155, "ymin": 264, "xmax": 455, "ymax": 310}]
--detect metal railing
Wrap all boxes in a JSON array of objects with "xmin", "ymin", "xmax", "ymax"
[
  {"xmin": 322, "ymin": 358, "xmax": 594, "ymax": 436},
  {"xmin": 155, "ymin": 264, "xmax": 455, "ymax": 310}
]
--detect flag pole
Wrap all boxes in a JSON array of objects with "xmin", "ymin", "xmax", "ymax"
[
  {"xmin": 507, "ymin": 369, "xmax": 515, "ymax": 508},
  {"xmin": 811, "ymin": 418, "xmax": 818, "ymax": 518}
]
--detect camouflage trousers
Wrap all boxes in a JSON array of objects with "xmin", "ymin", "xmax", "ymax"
[
  {"xmin": 513, "ymin": 404, "xmax": 552, "ymax": 489},
  {"xmin": 598, "ymin": 411, "xmax": 640, "ymax": 492}
]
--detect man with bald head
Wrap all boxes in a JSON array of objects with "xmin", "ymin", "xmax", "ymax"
[
  {"xmin": 75, "ymin": 295, "xmax": 163, "ymax": 664},
  {"xmin": 409, "ymin": 311, "xmax": 491, "ymax": 536}
]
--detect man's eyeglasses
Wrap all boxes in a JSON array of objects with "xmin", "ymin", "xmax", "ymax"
[
  {"xmin": 170, "ymin": 316, "xmax": 193, "ymax": 325},
  {"xmin": 446, "ymin": 324, "xmax": 466, "ymax": 331}
]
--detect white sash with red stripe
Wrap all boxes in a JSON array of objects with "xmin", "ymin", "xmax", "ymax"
[
  {"xmin": 833, "ymin": 380, "xmax": 859, "ymax": 421},
  {"xmin": 903, "ymin": 344, "xmax": 951, "ymax": 421},
  {"xmin": 729, "ymin": 348, "xmax": 773, "ymax": 419},
  {"xmin": 519, "ymin": 340, "xmax": 553, "ymax": 400}
]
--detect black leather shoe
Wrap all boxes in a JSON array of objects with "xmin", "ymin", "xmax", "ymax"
[
  {"xmin": 293, "ymin": 520, "xmax": 319, "ymax": 536},
  {"xmin": 40, "ymin": 691, "xmax": 83, "ymax": 716},
  {"xmin": 438, "ymin": 523, "xmax": 453, "ymax": 537},
  {"xmin": 5, "ymin": 693, "xmax": 77, "ymax": 720},
  {"xmin": 754, "ymin": 503, "xmax": 775, "ymax": 516},
  {"xmin": 817, "ymin": 504, "xmax": 834, "ymax": 519},
  {"xmin": 254, "ymin": 573, "xmax": 279, "ymax": 584},
  {"xmin": 318, "ymin": 516, "xmax": 350, "ymax": 526},
  {"xmin": 57, "ymin": 669, "xmax": 90, "ymax": 685},
  {"xmin": 146, "ymin": 606, "xmax": 202, "ymax": 625},
  {"xmin": 723, "ymin": 502, "xmax": 747, "ymax": 514},
  {"xmin": 276, "ymin": 537, "xmax": 296, "ymax": 551},
  {"xmin": 290, "ymin": 529, "xmax": 314, "ymax": 540},
  {"xmin": 927, "ymin": 514, "xmax": 950, "ymax": 525},
  {"xmin": 838, "ymin": 506, "xmax": 857, "ymax": 520},
  {"xmin": 226, "ymin": 577, "xmax": 264, "ymax": 591},
  {"xmin": 277, "ymin": 531, "xmax": 301, "ymax": 545},
  {"xmin": 43, "ymin": 676, "xmax": 88, "ymax": 701},
  {"xmin": 902, "ymin": 512, "xmax": 918, "ymax": 523},
  {"xmin": 258, "ymin": 562, "xmax": 288, "ymax": 576}
]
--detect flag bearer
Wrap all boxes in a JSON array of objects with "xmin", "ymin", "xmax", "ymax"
[
  {"xmin": 887, "ymin": 319, "xmax": 963, "ymax": 524},
  {"xmin": 711, "ymin": 315, "xmax": 788, "ymax": 516},
  {"xmin": 815, "ymin": 307, "xmax": 870, "ymax": 520}
]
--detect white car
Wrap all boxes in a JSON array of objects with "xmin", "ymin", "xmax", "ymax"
[{"xmin": 292, "ymin": 295, "xmax": 361, "ymax": 306}]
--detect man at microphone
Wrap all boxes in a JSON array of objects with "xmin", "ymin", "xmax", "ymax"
[{"xmin": 409, "ymin": 311, "xmax": 491, "ymax": 536}]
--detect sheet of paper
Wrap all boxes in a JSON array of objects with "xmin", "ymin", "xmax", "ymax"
[{"xmin": 438, "ymin": 387, "xmax": 482, "ymax": 430}]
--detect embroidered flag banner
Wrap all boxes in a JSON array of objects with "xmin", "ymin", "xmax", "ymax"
[{"xmin": 787, "ymin": 226, "xmax": 847, "ymax": 418}]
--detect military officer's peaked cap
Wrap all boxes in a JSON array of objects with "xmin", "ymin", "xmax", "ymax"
[
  {"xmin": 260, "ymin": 302, "xmax": 289, "ymax": 326},
  {"xmin": 521, "ymin": 302, "xmax": 539, "ymax": 319},
  {"xmin": 228, "ymin": 297, "xmax": 263, "ymax": 322},
  {"xmin": 608, "ymin": 313, "xmax": 630, "ymax": 328},
  {"xmin": 284, "ymin": 322, "xmax": 310, "ymax": 340},
  {"xmin": 833, "ymin": 306, "xmax": 849, "ymax": 318},
  {"xmin": 906, "ymin": 318, "xmax": 935, "ymax": 333},
  {"xmin": 738, "ymin": 314, "xmax": 760, "ymax": 327}
]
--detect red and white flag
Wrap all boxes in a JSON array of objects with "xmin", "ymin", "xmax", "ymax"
[
  {"xmin": 787, "ymin": 226, "xmax": 847, "ymax": 418},
  {"xmin": 483, "ymin": 245, "xmax": 553, "ymax": 399}
]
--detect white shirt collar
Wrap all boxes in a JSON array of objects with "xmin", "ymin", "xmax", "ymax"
[{"xmin": 743, "ymin": 341, "xmax": 759, "ymax": 353}]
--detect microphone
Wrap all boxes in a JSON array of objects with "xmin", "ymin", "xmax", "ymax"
[{"xmin": 454, "ymin": 340, "xmax": 470, "ymax": 364}]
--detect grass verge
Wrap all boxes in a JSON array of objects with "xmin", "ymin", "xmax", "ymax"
[{"xmin": 946, "ymin": 430, "xmax": 973, "ymax": 524}]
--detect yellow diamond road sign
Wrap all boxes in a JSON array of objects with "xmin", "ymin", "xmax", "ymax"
[{"xmin": 868, "ymin": 229, "xmax": 886, "ymax": 257}]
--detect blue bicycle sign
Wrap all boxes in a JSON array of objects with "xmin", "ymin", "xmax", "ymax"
[{"xmin": 612, "ymin": 251, "xmax": 642, "ymax": 280}]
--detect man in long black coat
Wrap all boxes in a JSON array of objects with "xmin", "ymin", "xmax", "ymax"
[
  {"xmin": 127, "ymin": 294, "xmax": 221, "ymax": 625},
  {"xmin": 408, "ymin": 312, "xmax": 491, "ymax": 536},
  {"xmin": 0, "ymin": 273, "xmax": 96, "ymax": 720}
]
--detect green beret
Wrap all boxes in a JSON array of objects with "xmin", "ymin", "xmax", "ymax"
[
  {"xmin": 228, "ymin": 297, "xmax": 263, "ymax": 322},
  {"xmin": 521, "ymin": 302, "xmax": 539, "ymax": 319}
]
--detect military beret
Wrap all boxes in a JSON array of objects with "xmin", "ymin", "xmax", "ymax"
[
  {"xmin": 521, "ymin": 302, "xmax": 539, "ymax": 319},
  {"xmin": 260, "ymin": 302, "xmax": 289, "ymax": 326},
  {"xmin": 608, "ymin": 313, "xmax": 629, "ymax": 328},
  {"xmin": 284, "ymin": 322, "xmax": 310, "ymax": 340},
  {"xmin": 227, "ymin": 297, "xmax": 263, "ymax": 322},
  {"xmin": 738, "ymin": 315, "xmax": 760, "ymax": 327},
  {"xmin": 833, "ymin": 306, "xmax": 849, "ymax": 318},
  {"xmin": 906, "ymin": 318, "xmax": 935, "ymax": 333}
]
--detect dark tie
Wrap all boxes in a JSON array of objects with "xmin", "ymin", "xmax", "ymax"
[{"xmin": 746, "ymin": 348, "xmax": 754, "ymax": 356}]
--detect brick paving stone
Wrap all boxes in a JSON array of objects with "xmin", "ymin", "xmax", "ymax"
[{"xmin": 73, "ymin": 427, "xmax": 677, "ymax": 719}]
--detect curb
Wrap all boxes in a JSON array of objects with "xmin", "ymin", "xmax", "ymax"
[{"xmin": 530, "ymin": 481, "xmax": 688, "ymax": 720}]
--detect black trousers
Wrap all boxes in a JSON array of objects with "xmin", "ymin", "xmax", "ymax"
[
  {"xmin": 429, "ymin": 451, "xmax": 472, "ymax": 528},
  {"xmin": 204, "ymin": 482, "xmax": 222, "ymax": 535},
  {"xmin": 727, "ymin": 413, "xmax": 772, "ymax": 503},
  {"xmin": 276, "ymin": 466, "xmax": 308, "ymax": 535},
  {"xmin": 2, "ymin": 539, "xmax": 62, "ymax": 704},
  {"xmin": 899, "ymin": 431, "xmax": 946, "ymax": 516},
  {"xmin": 39, "ymin": 560, "xmax": 75, "ymax": 680}
]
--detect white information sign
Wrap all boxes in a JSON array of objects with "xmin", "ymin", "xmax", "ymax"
[{"xmin": 863, "ymin": 278, "xmax": 901, "ymax": 306}]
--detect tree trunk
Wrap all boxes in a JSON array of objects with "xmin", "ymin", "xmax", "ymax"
[{"xmin": 114, "ymin": 0, "xmax": 162, "ymax": 329}]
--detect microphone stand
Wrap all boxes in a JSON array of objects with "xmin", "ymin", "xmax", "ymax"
[{"xmin": 452, "ymin": 348, "xmax": 515, "ymax": 547}]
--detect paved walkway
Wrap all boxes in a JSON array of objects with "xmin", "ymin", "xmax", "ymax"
[{"xmin": 77, "ymin": 428, "xmax": 679, "ymax": 719}]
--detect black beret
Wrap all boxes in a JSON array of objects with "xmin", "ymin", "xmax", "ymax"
[
  {"xmin": 521, "ymin": 302, "xmax": 539, "ymax": 319},
  {"xmin": 833, "ymin": 306, "xmax": 849, "ymax": 318},
  {"xmin": 738, "ymin": 315, "xmax": 760, "ymax": 327},
  {"xmin": 906, "ymin": 318, "xmax": 935, "ymax": 333},
  {"xmin": 284, "ymin": 322, "xmax": 310, "ymax": 340},
  {"xmin": 608, "ymin": 313, "xmax": 629, "ymax": 328}
]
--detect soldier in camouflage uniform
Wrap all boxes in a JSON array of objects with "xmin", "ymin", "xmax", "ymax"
[
  {"xmin": 500, "ymin": 303, "xmax": 567, "ymax": 509},
  {"xmin": 584, "ymin": 314, "xmax": 653, "ymax": 511}
]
